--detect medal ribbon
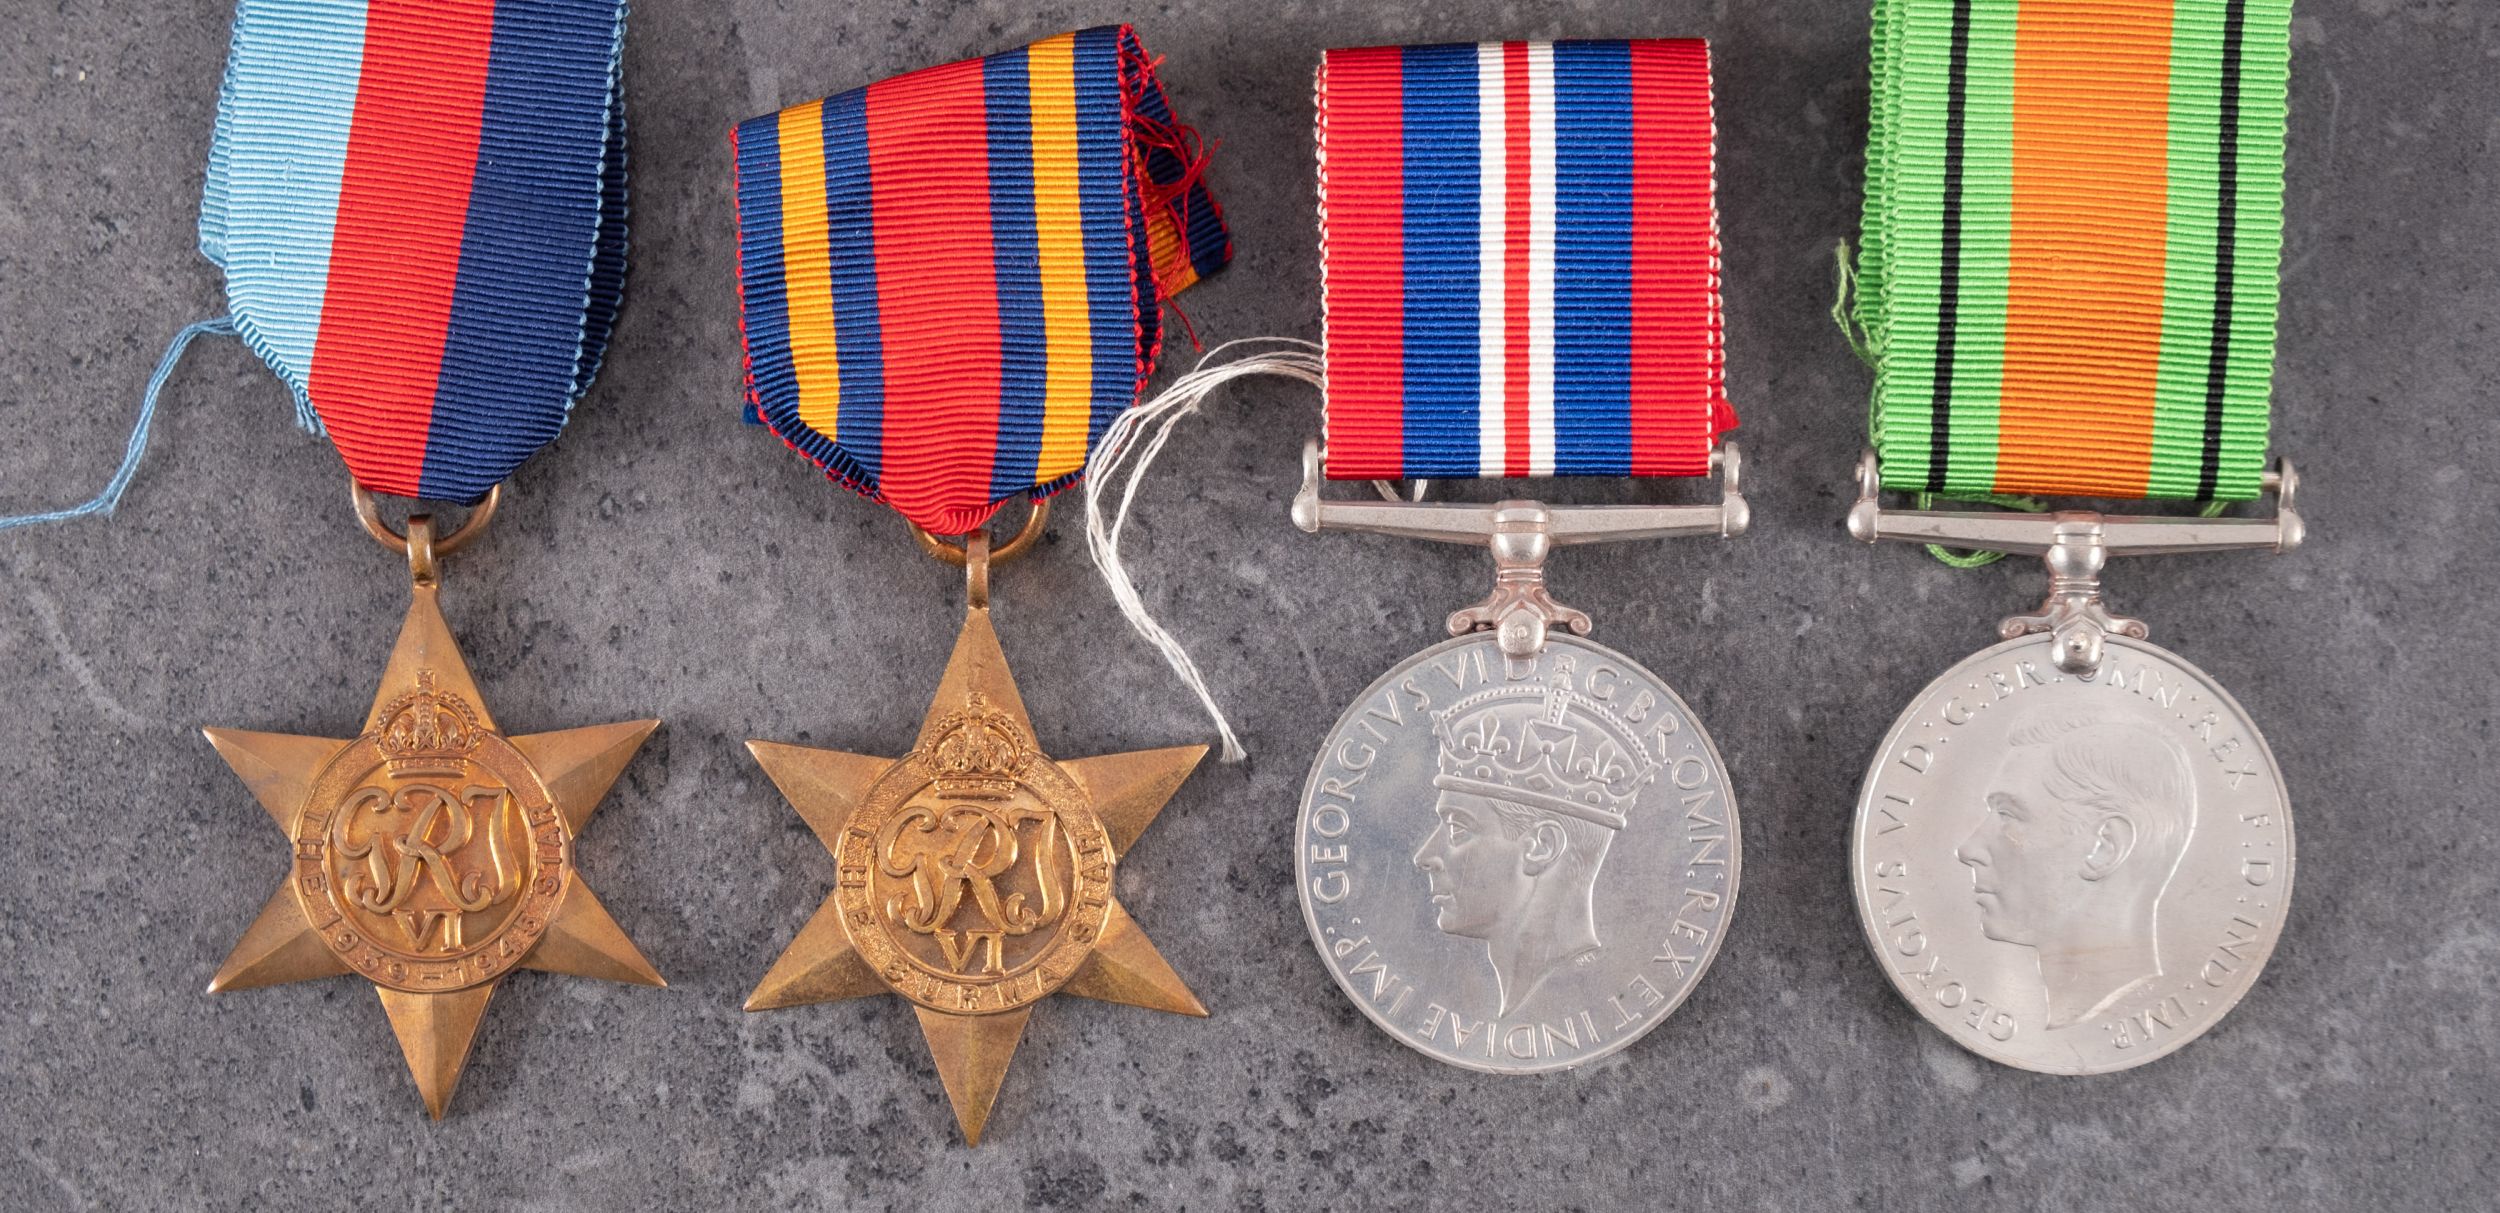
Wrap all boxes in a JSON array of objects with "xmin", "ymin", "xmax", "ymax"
[
  {"xmin": 1317, "ymin": 40, "xmax": 1734, "ymax": 481},
  {"xmin": 733, "ymin": 26, "xmax": 1231, "ymax": 535},
  {"xmin": 1855, "ymin": 0, "xmax": 2290, "ymax": 501},
  {"xmin": 203, "ymin": 0, "xmax": 631, "ymax": 504}
]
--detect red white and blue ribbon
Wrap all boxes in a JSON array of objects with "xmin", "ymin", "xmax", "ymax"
[
  {"xmin": 733, "ymin": 25, "xmax": 1229, "ymax": 536},
  {"xmin": 1318, "ymin": 40, "xmax": 1733, "ymax": 481},
  {"xmin": 204, "ymin": 0, "xmax": 629, "ymax": 504}
]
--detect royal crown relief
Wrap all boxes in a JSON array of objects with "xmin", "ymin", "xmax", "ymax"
[{"xmin": 836, "ymin": 693, "xmax": 1119, "ymax": 1013}]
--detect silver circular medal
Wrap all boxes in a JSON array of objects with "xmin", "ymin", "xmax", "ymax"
[
  {"xmin": 1296, "ymin": 632, "xmax": 1738, "ymax": 1073},
  {"xmin": 1852, "ymin": 632, "xmax": 2293, "ymax": 1074}
]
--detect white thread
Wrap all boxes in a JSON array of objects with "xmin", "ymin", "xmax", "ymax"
[{"xmin": 1084, "ymin": 338, "xmax": 1323, "ymax": 762}]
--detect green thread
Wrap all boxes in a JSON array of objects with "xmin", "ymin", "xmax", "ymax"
[
  {"xmin": 1914, "ymin": 489, "xmax": 2046, "ymax": 568},
  {"xmin": 1833, "ymin": 240, "xmax": 1875, "ymax": 367},
  {"xmin": 1917, "ymin": 495, "xmax": 2228, "ymax": 569}
]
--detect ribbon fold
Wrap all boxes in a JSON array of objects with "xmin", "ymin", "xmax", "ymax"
[
  {"xmin": 733, "ymin": 25, "xmax": 1230, "ymax": 535},
  {"xmin": 207, "ymin": 0, "xmax": 631, "ymax": 503}
]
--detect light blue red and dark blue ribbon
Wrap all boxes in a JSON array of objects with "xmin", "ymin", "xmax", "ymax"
[
  {"xmin": 1319, "ymin": 40, "xmax": 1734, "ymax": 481},
  {"xmin": 204, "ymin": 0, "xmax": 630, "ymax": 503},
  {"xmin": 733, "ymin": 25, "xmax": 1230, "ymax": 535}
]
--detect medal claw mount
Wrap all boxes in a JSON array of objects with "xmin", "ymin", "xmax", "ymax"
[
  {"xmin": 1292, "ymin": 439, "xmax": 1747, "ymax": 668},
  {"xmin": 1846, "ymin": 451, "xmax": 2304, "ymax": 677}
]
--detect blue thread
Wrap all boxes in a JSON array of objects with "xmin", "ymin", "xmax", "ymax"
[{"xmin": 0, "ymin": 317, "xmax": 236, "ymax": 532}]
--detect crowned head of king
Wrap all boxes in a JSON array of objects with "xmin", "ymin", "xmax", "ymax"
[{"xmin": 1412, "ymin": 657, "xmax": 1661, "ymax": 1012}]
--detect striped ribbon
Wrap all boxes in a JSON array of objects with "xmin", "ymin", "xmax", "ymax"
[
  {"xmin": 1317, "ymin": 40, "xmax": 1733, "ymax": 482},
  {"xmin": 734, "ymin": 26, "xmax": 1230, "ymax": 536},
  {"xmin": 204, "ymin": 0, "xmax": 630, "ymax": 504},
  {"xmin": 1855, "ymin": 0, "xmax": 2290, "ymax": 501}
]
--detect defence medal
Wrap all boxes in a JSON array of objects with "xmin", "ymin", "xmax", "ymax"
[
  {"xmin": 196, "ymin": 0, "xmax": 662, "ymax": 1118},
  {"xmin": 1291, "ymin": 41, "xmax": 1746, "ymax": 1072},
  {"xmin": 1842, "ymin": 0, "xmax": 2301, "ymax": 1073},
  {"xmin": 729, "ymin": 26, "xmax": 1229, "ymax": 1144}
]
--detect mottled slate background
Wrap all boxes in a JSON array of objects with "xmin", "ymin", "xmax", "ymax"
[{"xmin": 1, "ymin": 1, "xmax": 2492, "ymax": 1208}]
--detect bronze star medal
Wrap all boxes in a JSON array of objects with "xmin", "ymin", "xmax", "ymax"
[
  {"xmin": 204, "ymin": 561, "xmax": 663, "ymax": 1119},
  {"xmin": 745, "ymin": 586, "xmax": 1207, "ymax": 1145}
]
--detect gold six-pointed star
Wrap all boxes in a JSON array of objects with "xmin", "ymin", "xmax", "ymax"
[
  {"xmin": 745, "ymin": 602, "xmax": 1207, "ymax": 1145},
  {"xmin": 204, "ymin": 581, "xmax": 663, "ymax": 1118}
]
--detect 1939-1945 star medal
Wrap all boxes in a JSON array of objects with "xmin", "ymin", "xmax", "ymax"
[
  {"xmin": 136, "ymin": 0, "xmax": 652, "ymax": 1118},
  {"xmin": 1841, "ymin": 0, "xmax": 2304, "ymax": 1072},
  {"xmin": 207, "ymin": 515, "xmax": 662, "ymax": 1118},
  {"xmin": 727, "ymin": 25, "xmax": 1232, "ymax": 1142}
]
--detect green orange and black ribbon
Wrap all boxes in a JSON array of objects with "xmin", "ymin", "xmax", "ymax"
[{"xmin": 1853, "ymin": 0, "xmax": 2290, "ymax": 502}]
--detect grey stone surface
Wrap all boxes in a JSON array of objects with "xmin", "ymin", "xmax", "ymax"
[{"xmin": 1, "ymin": 0, "xmax": 2493, "ymax": 1208}]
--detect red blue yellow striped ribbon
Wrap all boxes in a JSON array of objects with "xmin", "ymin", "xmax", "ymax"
[
  {"xmin": 1318, "ymin": 40, "xmax": 1733, "ymax": 481},
  {"xmin": 204, "ymin": 0, "xmax": 630, "ymax": 503},
  {"xmin": 733, "ymin": 25, "xmax": 1230, "ymax": 535}
]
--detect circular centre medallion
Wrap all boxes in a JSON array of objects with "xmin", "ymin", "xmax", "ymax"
[
  {"xmin": 1296, "ymin": 634, "xmax": 1740, "ymax": 1074},
  {"xmin": 1851, "ymin": 633, "xmax": 2294, "ymax": 1074},
  {"xmin": 836, "ymin": 694, "xmax": 1115, "ymax": 1014},
  {"xmin": 292, "ymin": 676, "xmax": 571, "ymax": 993}
]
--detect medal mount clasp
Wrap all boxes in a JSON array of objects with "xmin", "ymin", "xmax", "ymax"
[
  {"xmin": 1293, "ymin": 439, "xmax": 1747, "ymax": 667},
  {"xmin": 1846, "ymin": 451, "xmax": 2304, "ymax": 676}
]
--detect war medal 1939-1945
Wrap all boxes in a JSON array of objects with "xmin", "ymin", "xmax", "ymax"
[
  {"xmin": 1291, "ymin": 40, "xmax": 1745, "ymax": 1073},
  {"xmin": 1841, "ymin": 0, "xmax": 2301, "ymax": 1073},
  {"xmin": 727, "ymin": 26, "xmax": 1230, "ymax": 1144},
  {"xmin": 184, "ymin": 0, "xmax": 660, "ymax": 1117}
]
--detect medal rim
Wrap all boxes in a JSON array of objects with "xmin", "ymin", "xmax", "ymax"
[
  {"xmin": 1848, "ymin": 630, "xmax": 2296, "ymax": 1075},
  {"xmin": 1294, "ymin": 630, "xmax": 1742, "ymax": 1075}
]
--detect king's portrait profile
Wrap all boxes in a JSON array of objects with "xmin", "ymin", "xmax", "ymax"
[
  {"xmin": 1411, "ymin": 658, "xmax": 1657, "ymax": 1017},
  {"xmin": 1956, "ymin": 713, "xmax": 2199, "ymax": 1028}
]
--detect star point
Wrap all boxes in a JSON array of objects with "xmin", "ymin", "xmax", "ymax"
[
  {"xmin": 914, "ymin": 1004, "xmax": 1032, "ymax": 1146},
  {"xmin": 377, "ymin": 983, "xmax": 498, "ymax": 1121}
]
